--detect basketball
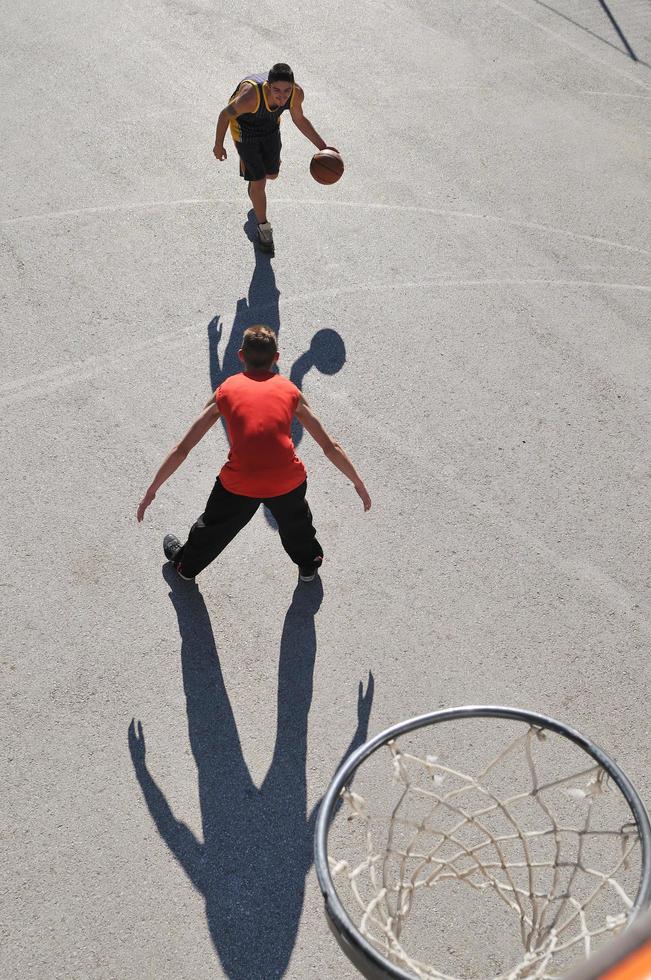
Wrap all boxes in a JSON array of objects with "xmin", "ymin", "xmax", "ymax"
[{"xmin": 310, "ymin": 148, "xmax": 344, "ymax": 185}]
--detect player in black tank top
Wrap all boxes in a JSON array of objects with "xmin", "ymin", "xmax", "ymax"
[
  {"xmin": 213, "ymin": 63, "xmax": 337, "ymax": 254},
  {"xmin": 227, "ymin": 71, "xmax": 292, "ymax": 142}
]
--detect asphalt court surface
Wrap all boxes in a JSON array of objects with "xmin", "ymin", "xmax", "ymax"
[{"xmin": 2, "ymin": 0, "xmax": 650, "ymax": 977}]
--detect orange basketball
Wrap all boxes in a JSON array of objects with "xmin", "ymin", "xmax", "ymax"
[{"xmin": 310, "ymin": 149, "xmax": 344, "ymax": 185}]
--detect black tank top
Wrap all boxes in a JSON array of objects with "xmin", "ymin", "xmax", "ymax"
[{"xmin": 229, "ymin": 72, "xmax": 295, "ymax": 142}]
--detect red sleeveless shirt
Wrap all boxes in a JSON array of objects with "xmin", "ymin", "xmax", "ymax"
[{"xmin": 216, "ymin": 371, "xmax": 307, "ymax": 497}]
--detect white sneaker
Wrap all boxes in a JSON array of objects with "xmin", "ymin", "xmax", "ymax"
[{"xmin": 258, "ymin": 221, "xmax": 274, "ymax": 252}]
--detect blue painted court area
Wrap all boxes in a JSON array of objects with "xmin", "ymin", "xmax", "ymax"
[{"xmin": 2, "ymin": 0, "xmax": 649, "ymax": 976}]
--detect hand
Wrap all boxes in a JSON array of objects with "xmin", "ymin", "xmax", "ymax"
[
  {"xmin": 137, "ymin": 489, "xmax": 155, "ymax": 522},
  {"xmin": 354, "ymin": 481, "xmax": 371, "ymax": 511},
  {"xmin": 357, "ymin": 671, "xmax": 374, "ymax": 723},
  {"xmin": 128, "ymin": 719, "xmax": 146, "ymax": 765},
  {"xmin": 213, "ymin": 144, "xmax": 227, "ymax": 161}
]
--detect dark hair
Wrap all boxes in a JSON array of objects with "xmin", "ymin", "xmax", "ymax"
[
  {"xmin": 268, "ymin": 63, "xmax": 294, "ymax": 84},
  {"xmin": 241, "ymin": 325, "xmax": 278, "ymax": 368}
]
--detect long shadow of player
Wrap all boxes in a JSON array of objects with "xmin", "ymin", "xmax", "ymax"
[
  {"xmin": 207, "ymin": 246, "xmax": 282, "ymax": 529},
  {"xmin": 208, "ymin": 251, "xmax": 347, "ymax": 431},
  {"xmin": 208, "ymin": 241, "xmax": 280, "ymax": 391},
  {"xmin": 207, "ymin": 251, "xmax": 347, "ymax": 525},
  {"xmin": 128, "ymin": 567, "xmax": 374, "ymax": 980}
]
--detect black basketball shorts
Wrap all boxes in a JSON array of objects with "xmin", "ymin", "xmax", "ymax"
[{"xmin": 235, "ymin": 130, "xmax": 282, "ymax": 182}]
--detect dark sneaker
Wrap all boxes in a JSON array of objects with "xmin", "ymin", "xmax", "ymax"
[
  {"xmin": 299, "ymin": 564, "xmax": 319, "ymax": 582},
  {"xmin": 163, "ymin": 534, "xmax": 195, "ymax": 580},
  {"xmin": 257, "ymin": 221, "xmax": 274, "ymax": 253},
  {"xmin": 163, "ymin": 534, "xmax": 183, "ymax": 562}
]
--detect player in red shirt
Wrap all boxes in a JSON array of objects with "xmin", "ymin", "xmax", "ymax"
[{"xmin": 136, "ymin": 326, "xmax": 371, "ymax": 582}]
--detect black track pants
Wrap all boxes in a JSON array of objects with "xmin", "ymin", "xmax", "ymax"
[{"xmin": 175, "ymin": 478, "xmax": 323, "ymax": 578}]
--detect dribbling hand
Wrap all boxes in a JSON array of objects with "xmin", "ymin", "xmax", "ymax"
[{"xmin": 213, "ymin": 144, "xmax": 227, "ymax": 161}]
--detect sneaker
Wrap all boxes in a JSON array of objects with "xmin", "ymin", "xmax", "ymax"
[
  {"xmin": 257, "ymin": 221, "xmax": 274, "ymax": 252},
  {"xmin": 163, "ymin": 534, "xmax": 183, "ymax": 562},
  {"xmin": 299, "ymin": 564, "xmax": 319, "ymax": 582},
  {"xmin": 163, "ymin": 534, "xmax": 195, "ymax": 581}
]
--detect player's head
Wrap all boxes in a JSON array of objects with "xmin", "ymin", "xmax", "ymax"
[
  {"xmin": 240, "ymin": 325, "xmax": 279, "ymax": 370},
  {"xmin": 267, "ymin": 63, "xmax": 294, "ymax": 105}
]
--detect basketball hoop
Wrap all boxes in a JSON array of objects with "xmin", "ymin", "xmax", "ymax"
[{"xmin": 315, "ymin": 706, "xmax": 651, "ymax": 980}]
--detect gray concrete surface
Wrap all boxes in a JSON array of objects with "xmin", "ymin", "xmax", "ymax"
[{"xmin": 2, "ymin": 0, "xmax": 650, "ymax": 977}]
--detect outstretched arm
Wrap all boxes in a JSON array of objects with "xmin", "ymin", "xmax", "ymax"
[
  {"xmin": 137, "ymin": 401, "xmax": 221, "ymax": 521},
  {"xmin": 295, "ymin": 394, "xmax": 371, "ymax": 510},
  {"xmin": 289, "ymin": 86, "xmax": 328, "ymax": 151},
  {"xmin": 213, "ymin": 83, "xmax": 258, "ymax": 160}
]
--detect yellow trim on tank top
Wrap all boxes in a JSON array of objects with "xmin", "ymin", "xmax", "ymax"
[
  {"xmin": 228, "ymin": 79, "xmax": 260, "ymax": 142},
  {"xmin": 240, "ymin": 79, "xmax": 261, "ymax": 114}
]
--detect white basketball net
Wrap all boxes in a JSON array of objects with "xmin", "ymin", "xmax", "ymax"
[{"xmin": 328, "ymin": 725, "xmax": 642, "ymax": 980}]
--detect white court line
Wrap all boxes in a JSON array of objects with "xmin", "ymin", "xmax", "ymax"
[
  {"xmin": 316, "ymin": 380, "xmax": 651, "ymax": 637},
  {"xmin": 0, "ymin": 322, "xmax": 198, "ymax": 400},
  {"xmin": 277, "ymin": 200, "xmax": 651, "ymax": 256},
  {"xmin": 579, "ymin": 91, "xmax": 651, "ymax": 99},
  {"xmin": 3, "ymin": 277, "xmax": 648, "ymax": 635},
  {"xmin": 1, "ymin": 195, "xmax": 649, "ymax": 256},
  {"xmin": 370, "ymin": 277, "xmax": 650, "ymax": 292},
  {"xmin": 492, "ymin": 0, "xmax": 651, "ymax": 91},
  {"xmin": 1, "ymin": 276, "xmax": 648, "ymax": 407}
]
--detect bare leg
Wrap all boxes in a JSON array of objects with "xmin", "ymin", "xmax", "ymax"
[{"xmin": 248, "ymin": 178, "xmax": 267, "ymax": 224}]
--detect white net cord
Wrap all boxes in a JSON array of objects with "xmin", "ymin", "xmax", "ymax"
[{"xmin": 329, "ymin": 725, "xmax": 641, "ymax": 980}]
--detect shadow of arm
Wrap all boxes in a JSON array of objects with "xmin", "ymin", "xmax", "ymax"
[
  {"xmin": 340, "ymin": 671, "xmax": 375, "ymax": 763},
  {"xmin": 128, "ymin": 720, "xmax": 205, "ymax": 893},
  {"xmin": 308, "ymin": 671, "xmax": 375, "ymax": 826}
]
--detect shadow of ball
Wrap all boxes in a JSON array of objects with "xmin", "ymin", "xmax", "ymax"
[{"xmin": 309, "ymin": 329, "xmax": 346, "ymax": 375}]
